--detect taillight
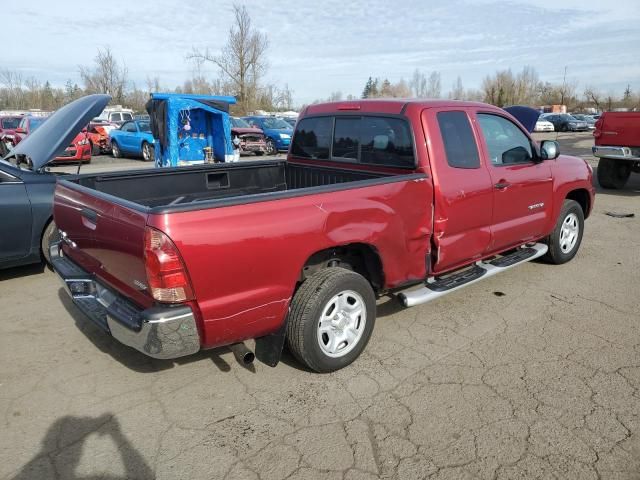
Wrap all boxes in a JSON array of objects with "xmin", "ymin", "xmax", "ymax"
[
  {"xmin": 144, "ymin": 227, "xmax": 194, "ymax": 303},
  {"xmin": 593, "ymin": 119, "xmax": 603, "ymax": 138}
]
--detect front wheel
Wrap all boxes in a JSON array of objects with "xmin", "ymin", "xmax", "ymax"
[
  {"xmin": 142, "ymin": 141, "xmax": 154, "ymax": 162},
  {"xmin": 41, "ymin": 220, "xmax": 60, "ymax": 266},
  {"xmin": 597, "ymin": 158, "xmax": 631, "ymax": 189},
  {"xmin": 286, "ymin": 267, "xmax": 376, "ymax": 373},
  {"xmin": 543, "ymin": 199, "xmax": 584, "ymax": 264}
]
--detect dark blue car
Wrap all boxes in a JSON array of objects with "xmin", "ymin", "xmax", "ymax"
[
  {"xmin": 242, "ymin": 116, "xmax": 293, "ymax": 154},
  {"xmin": 0, "ymin": 95, "xmax": 110, "ymax": 269}
]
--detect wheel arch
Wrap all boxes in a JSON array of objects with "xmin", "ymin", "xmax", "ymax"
[
  {"xmin": 565, "ymin": 188, "xmax": 591, "ymax": 218},
  {"xmin": 300, "ymin": 243, "xmax": 385, "ymax": 292}
]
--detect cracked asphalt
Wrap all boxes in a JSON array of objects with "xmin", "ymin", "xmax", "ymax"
[{"xmin": 1, "ymin": 132, "xmax": 639, "ymax": 479}]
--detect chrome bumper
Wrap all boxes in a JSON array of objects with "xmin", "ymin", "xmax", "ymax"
[
  {"xmin": 50, "ymin": 242, "xmax": 200, "ymax": 359},
  {"xmin": 592, "ymin": 145, "xmax": 640, "ymax": 161}
]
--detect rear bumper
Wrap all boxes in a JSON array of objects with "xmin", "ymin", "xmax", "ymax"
[
  {"xmin": 50, "ymin": 242, "xmax": 201, "ymax": 359},
  {"xmin": 592, "ymin": 145, "xmax": 640, "ymax": 161}
]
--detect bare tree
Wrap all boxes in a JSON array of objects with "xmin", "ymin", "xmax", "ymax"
[
  {"xmin": 449, "ymin": 76, "xmax": 465, "ymax": 100},
  {"xmin": 79, "ymin": 47, "xmax": 128, "ymax": 103},
  {"xmin": 410, "ymin": 69, "xmax": 427, "ymax": 97},
  {"xmin": 584, "ymin": 86, "xmax": 602, "ymax": 111},
  {"xmin": 188, "ymin": 4, "xmax": 268, "ymax": 113},
  {"xmin": 426, "ymin": 71, "xmax": 441, "ymax": 98}
]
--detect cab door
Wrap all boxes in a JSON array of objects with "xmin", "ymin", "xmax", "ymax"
[
  {"xmin": 0, "ymin": 168, "xmax": 32, "ymax": 261},
  {"xmin": 422, "ymin": 108, "xmax": 494, "ymax": 273},
  {"xmin": 473, "ymin": 112, "xmax": 553, "ymax": 251}
]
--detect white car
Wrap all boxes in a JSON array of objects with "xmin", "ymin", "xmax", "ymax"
[{"xmin": 534, "ymin": 118, "xmax": 555, "ymax": 132}]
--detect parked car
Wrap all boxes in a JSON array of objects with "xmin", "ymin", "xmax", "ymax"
[
  {"xmin": 0, "ymin": 116, "xmax": 23, "ymax": 156},
  {"xmin": 281, "ymin": 117, "xmax": 298, "ymax": 128},
  {"xmin": 109, "ymin": 120, "xmax": 155, "ymax": 161},
  {"xmin": 87, "ymin": 120, "xmax": 117, "ymax": 155},
  {"xmin": 8, "ymin": 116, "xmax": 48, "ymax": 146},
  {"xmin": 230, "ymin": 117, "xmax": 267, "ymax": 156},
  {"xmin": 592, "ymin": 111, "xmax": 640, "ymax": 189},
  {"xmin": 50, "ymin": 97, "xmax": 594, "ymax": 373},
  {"xmin": 242, "ymin": 115, "xmax": 293, "ymax": 154},
  {"xmin": 570, "ymin": 114, "xmax": 596, "ymax": 130},
  {"xmin": 0, "ymin": 95, "xmax": 110, "ymax": 270},
  {"xmin": 94, "ymin": 106, "xmax": 134, "ymax": 126},
  {"xmin": 541, "ymin": 113, "xmax": 589, "ymax": 132},
  {"xmin": 534, "ymin": 118, "xmax": 555, "ymax": 132}
]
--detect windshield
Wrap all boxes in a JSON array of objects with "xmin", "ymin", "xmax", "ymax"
[
  {"xmin": 572, "ymin": 114, "xmax": 585, "ymax": 120},
  {"xmin": 262, "ymin": 117, "xmax": 291, "ymax": 129},
  {"xmin": 231, "ymin": 117, "xmax": 251, "ymax": 128},
  {"xmin": 138, "ymin": 121, "xmax": 151, "ymax": 132},
  {"xmin": 2, "ymin": 118, "xmax": 21, "ymax": 129},
  {"xmin": 30, "ymin": 118, "xmax": 45, "ymax": 131}
]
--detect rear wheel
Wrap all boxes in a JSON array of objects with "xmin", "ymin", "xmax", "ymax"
[
  {"xmin": 142, "ymin": 141, "xmax": 154, "ymax": 162},
  {"xmin": 543, "ymin": 199, "xmax": 584, "ymax": 264},
  {"xmin": 266, "ymin": 138, "xmax": 277, "ymax": 155},
  {"xmin": 112, "ymin": 140, "xmax": 122, "ymax": 158},
  {"xmin": 597, "ymin": 158, "xmax": 631, "ymax": 189},
  {"xmin": 286, "ymin": 267, "xmax": 376, "ymax": 373}
]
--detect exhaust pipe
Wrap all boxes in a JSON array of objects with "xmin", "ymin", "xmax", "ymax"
[{"xmin": 229, "ymin": 343, "xmax": 255, "ymax": 365}]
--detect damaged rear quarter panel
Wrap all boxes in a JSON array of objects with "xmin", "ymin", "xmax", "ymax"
[{"xmin": 147, "ymin": 177, "xmax": 433, "ymax": 348}]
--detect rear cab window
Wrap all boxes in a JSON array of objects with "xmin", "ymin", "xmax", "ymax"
[
  {"xmin": 291, "ymin": 115, "xmax": 415, "ymax": 168},
  {"xmin": 436, "ymin": 111, "xmax": 480, "ymax": 169}
]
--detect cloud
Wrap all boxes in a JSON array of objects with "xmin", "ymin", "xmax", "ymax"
[{"xmin": 4, "ymin": 0, "xmax": 639, "ymax": 104}]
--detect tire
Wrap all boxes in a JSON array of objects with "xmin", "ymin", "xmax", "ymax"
[
  {"xmin": 597, "ymin": 158, "xmax": 631, "ymax": 189},
  {"xmin": 266, "ymin": 139, "xmax": 277, "ymax": 155},
  {"xmin": 560, "ymin": 124, "xmax": 568, "ymax": 132},
  {"xmin": 254, "ymin": 151, "xmax": 265, "ymax": 156},
  {"xmin": 41, "ymin": 220, "xmax": 60, "ymax": 266},
  {"xmin": 286, "ymin": 267, "xmax": 376, "ymax": 373},
  {"xmin": 543, "ymin": 199, "xmax": 584, "ymax": 265},
  {"xmin": 112, "ymin": 140, "xmax": 122, "ymax": 158},
  {"xmin": 142, "ymin": 141, "xmax": 154, "ymax": 162}
]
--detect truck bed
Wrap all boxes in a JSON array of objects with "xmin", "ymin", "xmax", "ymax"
[{"xmin": 69, "ymin": 161, "xmax": 396, "ymax": 211}]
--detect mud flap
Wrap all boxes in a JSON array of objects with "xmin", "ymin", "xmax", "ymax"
[{"xmin": 255, "ymin": 321, "xmax": 287, "ymax": 367}]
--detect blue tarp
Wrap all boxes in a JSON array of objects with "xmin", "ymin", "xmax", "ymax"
[{"xmin": 147, "ymin": 93, "xmax": 236, "ymax": 167}]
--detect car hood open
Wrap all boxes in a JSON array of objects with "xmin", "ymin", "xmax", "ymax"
[
  {"xmin": 5, "ymin": 94, "xmax": 111, "ymax": 170},
  {"xmin": 503, "ymin": 106, "xmax": 541, "ymax": 133}
]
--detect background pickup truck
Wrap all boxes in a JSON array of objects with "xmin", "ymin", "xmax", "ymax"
[
  {"xmin": 51, "ymin": 98, "xmax": 595, "ymax": 372},
  {"xmin": 593, "ymin": 111, "xmax": 640, "ymax": 189}
]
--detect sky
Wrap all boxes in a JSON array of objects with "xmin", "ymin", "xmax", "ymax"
[{"xmin": 5, "ymin": 0, "xmax": 640, "ymax": 105}]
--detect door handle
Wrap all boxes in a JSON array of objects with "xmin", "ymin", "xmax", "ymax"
[
  {"xmin": 81, "ymin": 208, "xmax": 98, "ymax": 223},
  {"xmin": 494, "ymin": 182, "xmax": 510, "ymax": 190}
]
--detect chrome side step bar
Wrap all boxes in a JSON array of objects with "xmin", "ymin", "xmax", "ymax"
[{"xmin": 398, "ymin": 243, "xmax": 548, "ymax": 307}]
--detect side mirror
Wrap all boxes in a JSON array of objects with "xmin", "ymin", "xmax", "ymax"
[
  {"xmin": 15, "ymin": 127, "xmax": 25, "ymax": 134},
  {"xmin": 540, "ymin": 140, "xmax": 560, "ymax": 160}
]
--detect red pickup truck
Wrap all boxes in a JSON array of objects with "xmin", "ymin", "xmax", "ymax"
[
  {"xmin": 49, "ymin": 97, "xmax": 595, "ymax": 372},
  {"xmin": 592, "ymin": 112, "xmax": 640, "ymax": 189}
]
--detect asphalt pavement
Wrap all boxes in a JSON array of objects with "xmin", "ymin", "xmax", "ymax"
[{"xmin": 1, "ymin": 132, "xmax": 639, "ymax": 480}]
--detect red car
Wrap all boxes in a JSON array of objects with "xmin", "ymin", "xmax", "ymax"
[
  {"xmin": 8, "ymin": 115, "xmax": 91, "ymax": 164},
  {"xmin": 230, "ymin": 116, "xmax": 267, "ymax": 155},
  {"xmin": 0, "ymin": 115, "xmax": 23, "ymax": 156},
  {"xmin": 87, "ymin": 120, "xmax": 117, "ymax": 155},
  {"xmin": 50, "ymin": 97, "xmax": 594, "ymax": 372}
]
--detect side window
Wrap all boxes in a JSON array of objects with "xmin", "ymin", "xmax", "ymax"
[
  {"xmin": 291, "ymin": 117, "xmax": 332, "ymax": 159},
  {"xmin": 360, "ymin": 117, "xmax": 414, "ymax": 167},
  {"xmin": 477, "ymin": 114, "xmax": 533, "ymax": 165},
  {"xmin": 122, "ymin": 113, "xmax": 133, "ymax": 121},
  {"xmin": 111, "ymin": 113, "xmax": 122, "ymax": 122},
  {"xmin": 122, "ymin": 122, "xmax": 136, "ymax": 132},
  {"xmin": 436, "ymin": 111, "xmax": 480, "ymax": 169},
  {"xmin": 333, "ymin": 118, "xmax": 359, "ymax": 159}
]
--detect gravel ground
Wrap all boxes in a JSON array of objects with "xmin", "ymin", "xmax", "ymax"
[{"xmin": 1, "ymin": 132, "xmax": 639, "ymax": 480}]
